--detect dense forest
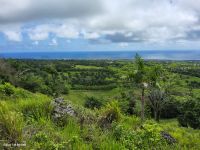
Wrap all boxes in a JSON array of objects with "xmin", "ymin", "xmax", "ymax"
[{"xmin": 0, "ymin": 56, "xmax": 200, "ymax": 149}]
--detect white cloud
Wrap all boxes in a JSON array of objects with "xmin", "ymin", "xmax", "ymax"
[
  {"xmin": 0, "ymin": 24, "xmax": 22, "ymax": 41},
  {"xmin": 3, "ymin": 31, "xmax": 22, "ymax": 41},
  {"xmin": 119, "ymin": 42, "xmax": 128, "ymax": 47},
  {"xmin": 0, "ymin": 0, "xmax": 102, "ymax": 23},
  {"xmin": 55, "ymin": 24, "xmax": 79, "ymax": 39},
  {"xmin": 82, "ymin": 31, "xmax": 100, "ymax": 39},
  {"xmin": 4, "ymin": 31, "xmax": 22, "ymax": 42},
  {"xmin": 49, "ymin": 38, "xmax": 57, "ymax": 46},
  {"xmin": 0, "ymin": 0, "xmax": 200, "ymax": 44},
  {"xmin": 29, "ymin": 32, "xmax": 49, "ymax": 41},
  {"xmin": 28, "ymin": 24, "xmax": 79, "ymax": 41}
]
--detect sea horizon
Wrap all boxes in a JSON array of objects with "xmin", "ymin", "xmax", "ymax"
[{"xmin": 0, "ymin": 50, "xmax": 200, "ymax": 60}]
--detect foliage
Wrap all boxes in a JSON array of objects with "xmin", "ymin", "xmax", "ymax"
[
  {"xmin": 160, "ymin": 98, "xmax": 180, "ymax": 118},
  {"xmin": 1, "ymin": 59, "xmax": 200, "ymax": 149},
  {"xmin": 148, "ymin": 88, "xmax": 167, "ymax": 121},
  {"xmin": 17, "ymin": 97, "xmax": 52, "ymax": 123},
  {"xmin": 112, "ymin": 121, "xmax": 166, "ymax": 149},
  {"xmin": 134, "ymin": 54, "xmax": 147, "ymax": 122},
  {"xmin": 98, "ymin": 101, "xmax": 121, "ymax": 128},
  {"xmin": 178, "ymin": 99, "xmax": 200, "ymax": 129},
  {"xmin": 0, "ymin": 82, "xmax": 32, "ymax": 99},
  {"xmin": 0, "ymin": 102, "xmax": 24, "ymax": 143},
  {"xmin": 31, "ymin": 132, "xmax": 66, "ymax": 150},
  {"xmin": 84, "ymin": 96, "xmax": 103, "ymax": 109},
  {"xmin": 160, "ymin": 119, "xmax": 200, "ymax": 149}
]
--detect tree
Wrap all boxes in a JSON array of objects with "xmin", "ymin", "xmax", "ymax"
[
  {"xmin": 148, "ymin": 65, "xmax": 163, "ymax": 87},
  {"xmin": 134, "ymin": 54, "xmax": 148, "ymax": 122},
  {"xmin": 147, "ymin": 65, "xmax": 169, "ymax": 122},
  {"xmin": 148, "ymin": 88, "xmax": 166, "ymax": 122},
  {"xmin": 178, "ymin": 98, "xmax": 200, "ymax": 129},
  {"xmin": 0, "ymin": 59, "xmax": 16, "ymax": 85}
]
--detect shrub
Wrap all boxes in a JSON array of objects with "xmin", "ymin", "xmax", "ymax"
[
  {"xmin": 0, "ymin": 82, "xmax": 33, "ymax": 99},
  {"xmin": 84, "ymin": 96, "xmax": 103, "ymax": 109},
  {"xmin": 112, "ymin": 121, "xmax": 166, "ymax": 149},
  {"xmin": 0, "ymin": 82, "xmax": 15, "ymax": 96},
  {"xmin": 127, "ymin": 98, "xmax": 136, "ymax": 115},
  {"xmin": 0, "ymin": 102, "xmax": 24, "ymax": 143},
  {"xmin": 98, "ymin": 101, "xmax": 121, "ymax": 128},
  {"xmin": 62, "ymin": 84, "xmax": 70, "ymax": 95},
  {"xmin": 118, "ymin": 91, "xmax": 136, "ymax": 115},
  {"xmin": 178, "ymin": 99, "xmax": 200, "ymax": 129},
  {"xmin": 31, "ymin": 132, "xmax": 65, "ymax": 150},
  {"xmin": 160, "ymin": 99, "xmax": 180, "ymax": 119},
  {"xmin": 75, "ymin": 106, "xmax": 97, "ymax": 126}
]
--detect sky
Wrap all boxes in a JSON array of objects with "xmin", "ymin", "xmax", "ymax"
[{"xmin": 0, "ymin": 0, "xmax": 200, "ymax": 52}]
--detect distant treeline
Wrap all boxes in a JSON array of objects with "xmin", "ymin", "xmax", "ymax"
[{"xmin": 0, "ymin": 59, "xmax": 124, "ymax": 96}]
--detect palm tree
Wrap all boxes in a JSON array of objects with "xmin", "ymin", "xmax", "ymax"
[{"xmin": 134, "ymin": 54, "xmax": 148, "ymax": 122}]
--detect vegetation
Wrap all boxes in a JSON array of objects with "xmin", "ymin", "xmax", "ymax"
[
  {"xmin": 0, "ymin": 57, "xmax": 200, "ymax": 149},
  {"xmin": 178, "ymin": 98, "xmax": 200, "ymax": 129},
  {"xmin": 84, "ymin": 96, "xmax": 103, "ymax": 109}
]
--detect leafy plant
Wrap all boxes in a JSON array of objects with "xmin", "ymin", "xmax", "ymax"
[
  {"xmin": 31, "ymin": 132, "xmax": 66, "ymax": 150},
  {"xmin": 0, "ymin": 82, "xmax": 15, "ymax": 96},
  {"xmin": 84, "ymin": 96, "xmax": 103, "ymax": 109},
  {"xmin": 0, "ymin": 82, "xmax": 32, "ymax": 99},
  {"xmin": 112, "ymin": 121, "xmax": 166, "ymax": 149},
  {"xmin": 98, "ymin": 101, "xmax": 121, "ymax": 128}
]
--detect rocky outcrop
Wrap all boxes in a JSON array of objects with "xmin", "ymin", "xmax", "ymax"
[
  {"xmin": 51, "ymin": 97, "xmax": 76, "ymax": 126},
  {"xmin": 161, "ymin": 131, "xmax": 177, "ymax": 144}
]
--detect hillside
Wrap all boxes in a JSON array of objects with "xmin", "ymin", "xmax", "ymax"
[{"xmin": 0, "ymin": 58, "xmax": 200, "ymax": 149}]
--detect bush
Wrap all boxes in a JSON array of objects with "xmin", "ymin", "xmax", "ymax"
[
  {"xmin": 0, "ymin": 82, "xmax": 32, "ymax": 99},
  {"xmin": 98, "ymin": 101, "xmax": 121, "ymax": 128},
  {"xmin": 63, "ymin": 84, "xmax": 70, "ymax": 95},
  {"xmin": 31, "ymin": 132, "xmax": 65, "ymax": 150},
  {"xmin": 0, "ymin": 102, "xmax": 24, "ymax": 143},
  {"xmin": 178, "ymin": 99, "xmax": 200, "ymax": 129},
  {"xmin": 117, "ymin": 91, "xmax": 136, "ymax": 115},
  {"xmin": 84, "ymin": 97, "xmax": 103, "ymax": 109},
  {"xmin": 0, "ymin": 82, "xmax": 15, "ymax": 96},
  {"xmin": 160, "ymin": 99, "xmax": 180, "ymax": 119},
  {"xmin": 112, "ymin": 121, "xmax": 166, "ymax": 149}
]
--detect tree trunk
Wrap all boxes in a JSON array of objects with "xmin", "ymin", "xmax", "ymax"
[
  {"xmin": 154, "ymin": 110, "xmax": 160, "ymax": 122},
  {"xmin": 141, "ymin": 88, "xmax": 145, "ymax": 122}
]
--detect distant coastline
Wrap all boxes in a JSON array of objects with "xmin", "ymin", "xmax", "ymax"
[{"xmin": 0, "ymin": 51, "xmax": 200, "ymax": 60}]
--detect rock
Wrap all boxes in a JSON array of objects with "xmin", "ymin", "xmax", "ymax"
[
  {"xmin": 161, "ymin": 131, "xmax": 177, "ymax": 144},
  {"xmin": 51, "ymin": 97, "xmax": 76, "ymax": 126}
]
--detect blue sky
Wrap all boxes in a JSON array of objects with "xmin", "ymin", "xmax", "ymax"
[{"xmin": 0, "ymin": 0, "xmax": 200, "ymax": 52}]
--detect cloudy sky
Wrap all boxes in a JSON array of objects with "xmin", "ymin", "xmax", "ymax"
[{"xmin": 0, "ymin": 0, "xmax": 200, "ymax": 52}]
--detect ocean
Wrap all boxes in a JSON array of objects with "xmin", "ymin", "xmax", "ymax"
[{"xmin": 0, "ymin": 51, "xmax": 200, "ymax": 60}]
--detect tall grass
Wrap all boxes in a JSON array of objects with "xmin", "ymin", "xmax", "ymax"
[
  {"xmin": 0, "ymin": 102, "xmax": 24, "ymax": 143},
  {"xmin": 16, "ymin": 95, "xmax": 52, "ymax": 123}
]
